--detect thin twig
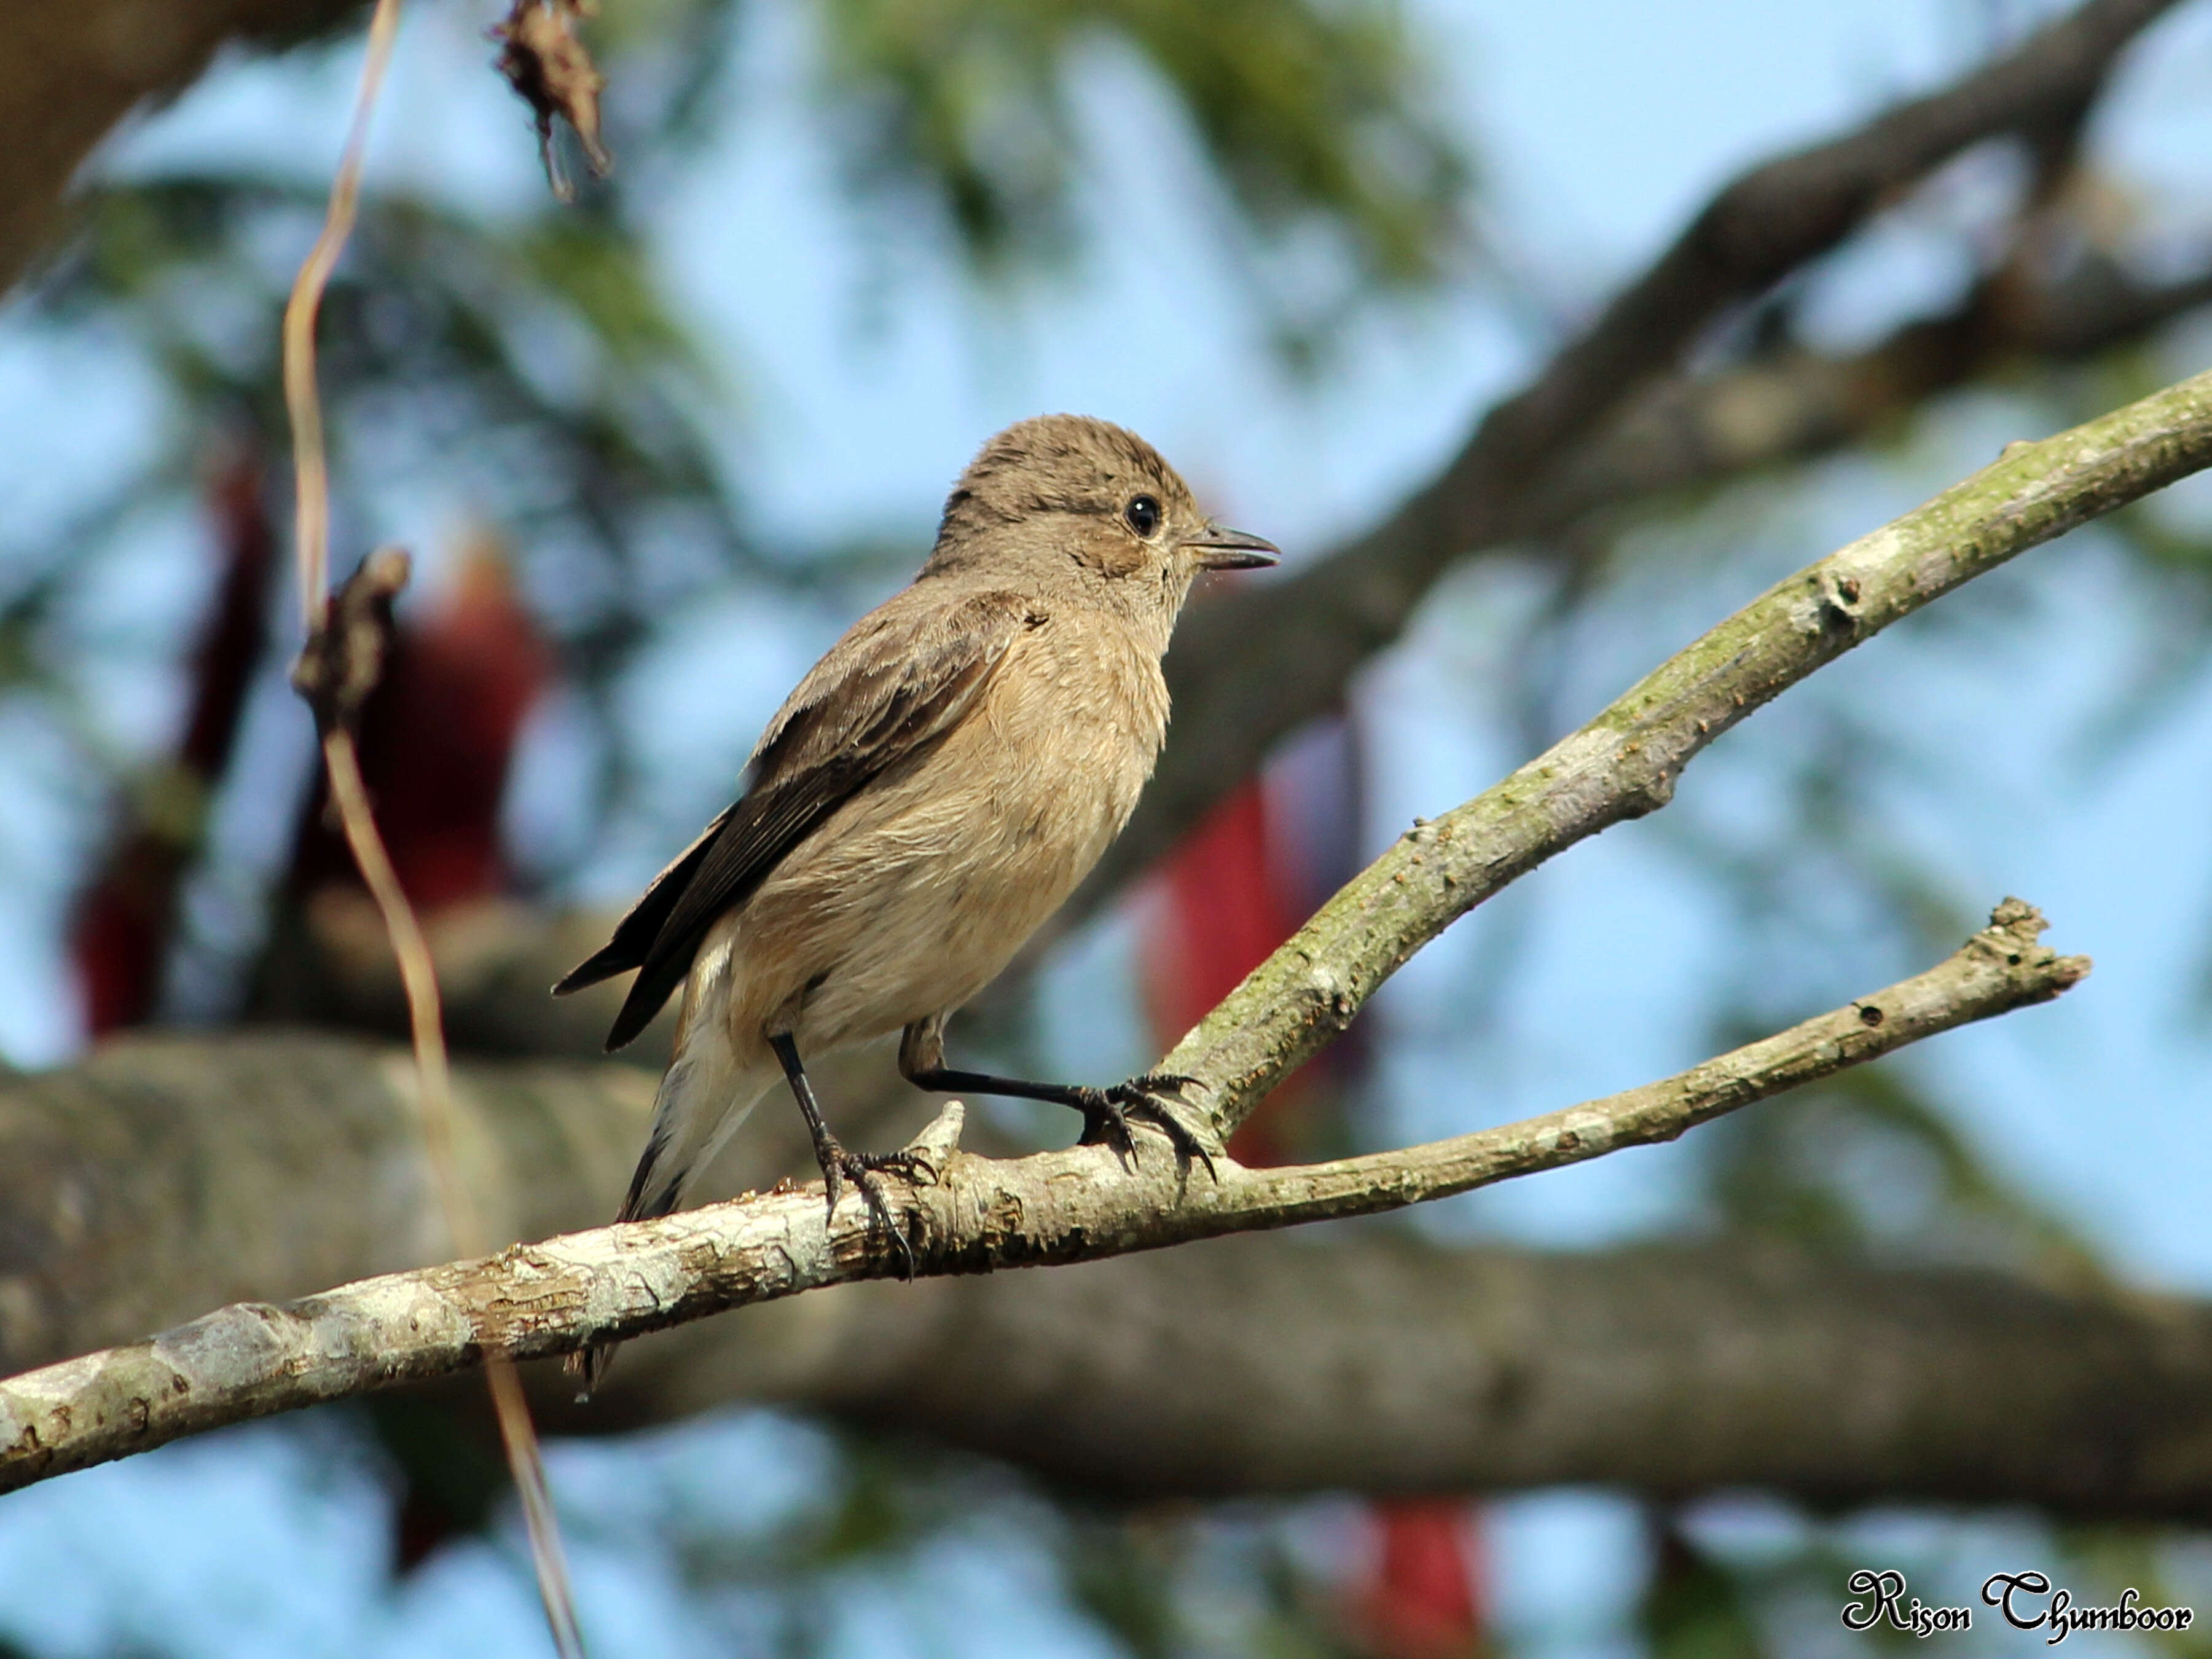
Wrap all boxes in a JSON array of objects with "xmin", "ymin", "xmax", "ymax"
[
  {"xmin": 319, "ymin": 732, "xmax": 473, "ymax": 1234},
  {"xmin": 281, "ymin": 0, "xmax": 401, "ymax": 633},
  {"xmin": 323, "ymin": 731, "xmax": 584, "ymax": 1653},
  {"xmin": 276, "ymin": 6, "xmax": 584, "ymax": 1653}
]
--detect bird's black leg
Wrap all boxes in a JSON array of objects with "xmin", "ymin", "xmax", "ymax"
[
  {"xmin": 896, "ymin": 1018, "xmax": 1216, "ymax": 1179},
  {"xmin": 769, "ymin": 1032, "xmax": 921, "ymax": 1276}
]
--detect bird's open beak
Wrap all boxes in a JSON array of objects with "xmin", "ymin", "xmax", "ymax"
[{"xmin": 1185, "ymin": 524, "xmax": 1280, "ymax": 570}]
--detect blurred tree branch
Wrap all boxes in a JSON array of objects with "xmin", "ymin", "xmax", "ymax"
[
  {"xmin": 1510, "ymin": 256, "xmax": 2212, "ymax": 549},
  {"xmin": 1095, "ymin": 0, "xmax": 2189, "ymax": 903},
  {"xmin": 0, "ymin": 0, "xmax": 362, "ymax": 291},
  {"xmin": 691, "ymin": 1234, "xmax": 2212, "ymax": 1520}
]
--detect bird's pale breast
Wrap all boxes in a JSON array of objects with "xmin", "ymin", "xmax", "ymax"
[{"xmin": 705, "ymin": 612, "xmax": 1169, "ymax": 1057}]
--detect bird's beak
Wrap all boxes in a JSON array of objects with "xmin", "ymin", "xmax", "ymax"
[{"xmin": 1184, "ymin": 524, "xmax": 1280, "ymax": 570}]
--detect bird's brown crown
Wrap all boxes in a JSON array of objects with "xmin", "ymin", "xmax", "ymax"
[{"xmin": 921, "ymin": 414, "xmax": 1201, "ymax": 584}]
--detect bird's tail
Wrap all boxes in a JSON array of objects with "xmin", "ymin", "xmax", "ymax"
[{"xmin": 571, "ymin": 1017, "xmax": 780, "ymax": 1397}]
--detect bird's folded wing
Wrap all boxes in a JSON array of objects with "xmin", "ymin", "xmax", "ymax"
[{"xmin": 557, "ymin": 586, "xmax": 1035, "ymax": 1051}]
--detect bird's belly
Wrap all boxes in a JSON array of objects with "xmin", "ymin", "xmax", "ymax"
[
  {"xmin": 793, "ymin": 843, "xmax": 1067, "ymax": 1045},
  {"xmin": 724, "ymin": 713, "xmax": 1148, "ymax": 1054}
]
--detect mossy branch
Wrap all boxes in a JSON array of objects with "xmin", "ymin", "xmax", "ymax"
[{"xmin": 1164, "ymin": 368, "xmax": 2212, "ymax": 1135}]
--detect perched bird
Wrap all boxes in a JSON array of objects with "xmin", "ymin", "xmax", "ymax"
[{"xmin": 555, "ymin": 414, "xmax": 1275, "ymax": 1382}]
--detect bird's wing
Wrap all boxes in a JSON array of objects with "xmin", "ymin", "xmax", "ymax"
[{"xmin": 555, "ymin": 586, "xmax": 1035, "ymax": 1051}]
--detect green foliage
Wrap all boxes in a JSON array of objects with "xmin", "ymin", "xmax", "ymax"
[
  {"xmin": 2054, "ymin": 1528, "xmax": 2212, "ymax": 1659},
  {"xmin": 2, "ymin": 161, "xmax": 748, "ymax": 873},
  {"xmin": 814, "ymin": 0, "xmax": 1470, "ymax": 336},
  {"xmin": 1059, "ymin": 1513, "xmax": 1186, "ymax": 1659},
  {"xmin": 660, "ymin": 1432, "xmax": 992, "ymax": 1648},
  {"xmin": 1639, "ymin": 1516, "xmax": 1770, "ymax": 1659},
  {"xmin": 597, "ymin": 1425, "xmax": 1375, "ymax": 1659},
  {"xmin": 36, "ymin": 175, "xmax": 739, "ymax": 656},
  {"xmin": 515, "ymin": 0, "xmax": 1476, "ymax": 326}
]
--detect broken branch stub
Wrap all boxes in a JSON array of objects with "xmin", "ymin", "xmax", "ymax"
[{"xmin": 289, "ymin": 546, "xmax": 410, "ymax": 737}]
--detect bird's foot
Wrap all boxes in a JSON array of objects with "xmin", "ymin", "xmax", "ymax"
[
  {"xmin": 1076, "ymin": 1073, "xmax": 1218, "ymax": 1180},
  {"xmin": 812, "ymin": 1137, "xmax": 926, "ymax": 1277}
]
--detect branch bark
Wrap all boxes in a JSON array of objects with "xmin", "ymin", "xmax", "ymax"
[{"xmin": 0, "ymin": 902, "xmax": 2088, "ymax": 1492}]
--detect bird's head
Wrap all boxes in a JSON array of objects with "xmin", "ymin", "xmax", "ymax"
[{"xmin": 919, "ymin": 414, "xmax": 1277, "ymax": 641}]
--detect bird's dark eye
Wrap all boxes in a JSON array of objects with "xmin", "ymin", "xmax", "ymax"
[{"xmin": 1124, "ymin": 495, "xmax": 1162, "ymax": 538}]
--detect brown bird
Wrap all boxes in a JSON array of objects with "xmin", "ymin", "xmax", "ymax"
[{"xmin": 555, "ymin": 414, "xmax": 1275, "ymax": 1379}]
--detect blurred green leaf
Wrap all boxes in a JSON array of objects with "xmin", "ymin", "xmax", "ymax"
[
  {"xmin": 815, "ymin": 0, "xmax": 1472, "ymax": 330},
  {"xmin": 1641, "ymin": 1515, "xmax": 1770, "ymax": 1659}
]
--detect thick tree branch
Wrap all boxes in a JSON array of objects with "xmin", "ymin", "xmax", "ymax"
[
  {"xmin": 715, "ymin": 1237, "xmax": 2212, "ymax": 1519},
  {"xmin": 1097, "ymin": 0, "xmax": 2184, "ymax": 900},
  {"xmin": 251, "ymin": 895, "xmax": 677, "ymax": 1065},
  {"xmin": 0, "ymin": 902, "xmax": 2084, "ymax": 1492}
]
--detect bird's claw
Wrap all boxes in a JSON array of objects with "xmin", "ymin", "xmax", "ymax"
[
  {"xmin": 1077, "ymin": 1073, "xmax": 1218, "ymax": 1180},
  {"xmin": 814, "ymin": 1139, "xmax": 925, "ymax": 1279}
]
